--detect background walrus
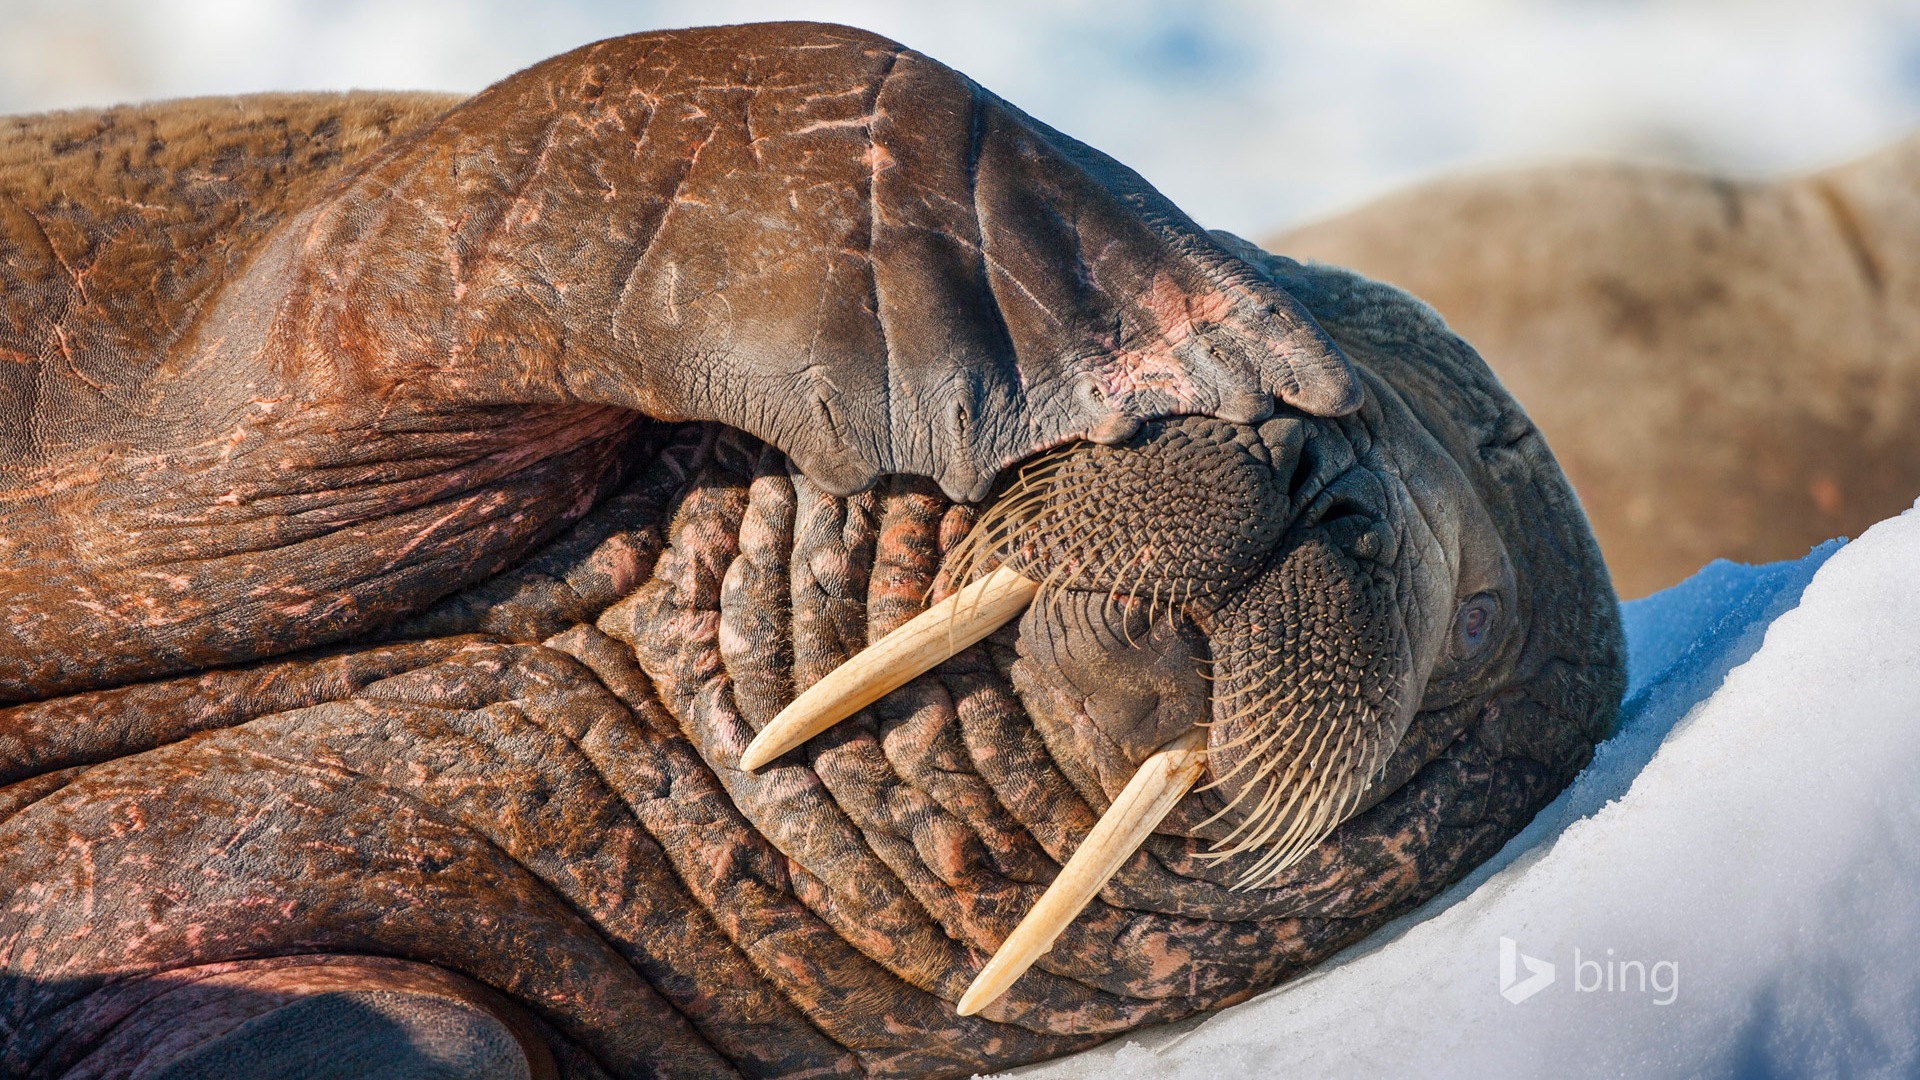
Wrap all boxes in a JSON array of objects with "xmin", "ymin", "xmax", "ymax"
[
  {"xmin": 1275, "ymin": 137, "xmax": 1920, "ymax": 597},
  {"xmin": 0, "ymin": 23, "xmax": 1622, "ymax": 1078}
]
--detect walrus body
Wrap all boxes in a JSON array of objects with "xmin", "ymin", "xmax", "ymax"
[
  {"xmin": 1276, "ymin": 139, "xmax": 1920, "ymax": 596},
  {"xmin": 0, "ymin": 24, "xmax": 1622, "ymax": 1078}
]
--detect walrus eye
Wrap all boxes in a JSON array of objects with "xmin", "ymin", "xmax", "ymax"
[{"xmin": 1452, "ymin": 593, "xmax": 1501, "ymax": 660}]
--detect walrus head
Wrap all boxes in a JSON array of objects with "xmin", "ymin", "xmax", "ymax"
[{"xmin": 730, "ymin": 243, "xmax": 1623, "ymax": 1014}]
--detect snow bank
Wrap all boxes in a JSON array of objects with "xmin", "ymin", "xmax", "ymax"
[{"xmin": 1012, "ymin": 501, "xmax": 1920, "ymax": 1079}]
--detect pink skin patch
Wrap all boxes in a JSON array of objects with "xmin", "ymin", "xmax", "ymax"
[
  {"xmin": 1091, "ymin": 270, "xmax": 1242, "ymax": 409},
  {"xmin": 1143, "ymin": 270, "xmax": 1236, "ymax": 350}
]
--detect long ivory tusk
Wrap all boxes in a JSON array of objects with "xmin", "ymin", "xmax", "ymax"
[
  {"xmin": 738, "ymin": 565, "xmax": 1040, "ymax": 772},
  {"xmin": 956, "ymin": 727, "xmax": 1210, "ymax": 1016}
]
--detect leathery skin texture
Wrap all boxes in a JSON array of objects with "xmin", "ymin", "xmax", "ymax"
[{"xmin": 0, "ymin": 21, "xmax": 1625, "ymax": 1080}]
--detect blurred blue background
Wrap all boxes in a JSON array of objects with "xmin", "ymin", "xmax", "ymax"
[{"xmin": 4, "ymin": 0, "xmax": 1918, "ymax": 236}]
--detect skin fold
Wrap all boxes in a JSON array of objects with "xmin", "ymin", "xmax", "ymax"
[{"xmin": 0, "ymin": 22, "xmax": 1624, "ymax": 1080}]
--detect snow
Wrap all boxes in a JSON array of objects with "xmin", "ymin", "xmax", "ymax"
[{"xmin": 1010, "ymin": 500, "xmax": 1920, "ymax": 1079}]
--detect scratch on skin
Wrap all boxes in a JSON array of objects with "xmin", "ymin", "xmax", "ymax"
[
  {"xmin": 134, "ymin": 571, "xmax": 195, "ymax": 591},
  {"xmin": 447, "ymin": 210, "xmax": 474, "ymax": 302},
  {"xmin": 212, "ymin": 798, "xmax": 277, "ymax": 860},
  {"xmin": 384, "ymin": 500, "xmax": 481, "ymax": 566},
  {"xmin": 0, "ymin": 459, "xmax": 106, "ymax": 505},
  {"xmin": 499, "ymin": 121, "xmax": 562, "ymax": 242},
  {"xmin": 217, "ymin": 425, "xmax": 248, "ymax": 463},
  {"xmin": 788, "ymin": 113, "xmax": 882, "ymax": 137},
  {"xmin": 618, "ymin": 116, "xmax": 723, "ymax": 315},
  {"xmin": 16, "ymin": 200, "xmax": 89, "ymax": 306},
  {"xmin": 52, "ymin": 325, "xmax": 112, "ymax": 395},
  {"xmin": 65, "ymin": 834, "xmax": 98, "ymax": 923}
]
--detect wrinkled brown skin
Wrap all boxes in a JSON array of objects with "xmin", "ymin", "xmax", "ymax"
[
  {"xmin": 0, "ymin": 23, "xmax": 1624, "ymax": 1080},
  {"xmin": 1275, "ymin": 138, "xmax": 1920, "ymax": 597}
]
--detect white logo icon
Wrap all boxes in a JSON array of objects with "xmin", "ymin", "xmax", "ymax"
[{"xmin": 1499, "ymin": 937, "xmax": 1556, "ymax": 1004}]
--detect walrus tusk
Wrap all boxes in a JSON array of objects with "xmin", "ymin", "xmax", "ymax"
[
  {"xmin": 956, "ymin": 727, "xmax": 1210, "ymax": 1016},
  {"xmin": 739, "ymin": 565, "xmax": 1040, "ymax": 772}
]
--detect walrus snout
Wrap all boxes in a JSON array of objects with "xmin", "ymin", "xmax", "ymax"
[{"xmin": 969, "ymin": 414, "xmax": 1430, "ymax": 889}]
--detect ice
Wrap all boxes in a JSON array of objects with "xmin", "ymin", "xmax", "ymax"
[{"xmin": 1009, "ymin": 502, "xmax": 1920, "ymax": 1079}]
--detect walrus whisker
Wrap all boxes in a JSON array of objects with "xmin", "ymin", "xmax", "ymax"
[
  {"xmin": 1254, "ymin": 766, "xmax": 1350, "ymax": 883},
  {"xmin": 1108, "ymin": 560, "xmax": 1139, "ymax": 647},
  {"xmin": 1195, "ymin": 681, "xmax": 1304, "ymax": 751},
  {"xmin": 1212, "ymin": 754, "xmax": 1314, "ymax": 858},
  {"xmin": 738, "ymin": 565, "xmax": 1039, "ymax": 771},
  {"xmin": 1037, "ymin": 556, "xmax": 1078, "ymax": 625},
  {"xmin": 955, "ymin": 727, "xmax": 1209, "ymax": 1017},
  {"xmin": 1244, "ymin": 712, "xmax": 1345, "ymax": 844},
  {"xmin": 1206, "ymin": 773, "xmax": 1290, "ymax": 860},
  {"xmin": 1234, "ymin": 781, "xmax": 1327, "ymax": 882},
  {"xmin": 942, "ymin": 445, "xmax": 1208, "ymax": 656},
  {"xmin": 1192, "ymin": 690, "xmax": 1318, "ymax": 774},
  {"xmin": 1241, "ymin": 816, "xmax": 1317, "ymax": 886},
  {"xmin": 1117, "ymin": 547, "xmax": 1160, "ymax": 647},
  {"xmin": 1196, "ymin": 697, "xmax": 1346, "ymax": 864},
  {"xmin": 1221, "ymin": 726, "xmax": 1391, "ymax": 889}
]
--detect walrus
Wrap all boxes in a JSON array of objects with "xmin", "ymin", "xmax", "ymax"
[
  {"xmin": 0, "ymin": 23, "xmax": 1623, "ymax": 1078},
  {"xmin": 1275, "ymin": 136, "xmax": 1920, "ymax": 597}
]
